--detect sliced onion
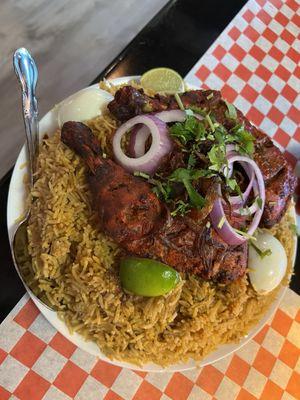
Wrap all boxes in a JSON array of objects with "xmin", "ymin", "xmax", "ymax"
[
  {"xmin": 210, "ymin": 153, "xmax": 265, "ymax": 245},
  {"xmin": 225, "ymin": 144, "xmax": 237, "ymax": 154},
  {"xmin": 113, "ymin": 114, "xmax": 173, "ymax": 174},
  {"xmin": 228, "ymin": 155, "xmax": 264, "ymax": 227},
  {"xmin": 128, "ymin": 110, "xmax": 203, "ymax": 157},
  {"xmin": 156, "ymin": 110, "xmax": 195, "ymax": 123},
  {"xmin": 129, "ymin": 124, "xmax": 149, "ymax": 158}
]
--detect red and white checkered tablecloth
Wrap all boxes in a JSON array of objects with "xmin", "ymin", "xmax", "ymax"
[
  {"xmin": 0, "ymin": 290, "xmax": 299, "ymax": 400},
  {"xmin": 1, "ymin": 0, "xmax": 299, "ymax": 399}
]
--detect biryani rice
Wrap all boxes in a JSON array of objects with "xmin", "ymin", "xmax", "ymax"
[{"xmin": 27, "ymin": 105, "xmax": 295, "ymax": 366}]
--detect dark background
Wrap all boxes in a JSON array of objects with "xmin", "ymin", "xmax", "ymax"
[{"xmin": 1, "ymin": 0, "xmax": 298, "ymax": 322}]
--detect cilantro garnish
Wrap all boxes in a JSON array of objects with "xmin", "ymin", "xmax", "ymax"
[
  {"xmin": 218, "ymin": 216, "xmax": 226, "ymax": 229},
  {"xmin": 169, "ymin": 116, "xmax": 206, "ymax": 144},
  {"xmin": 169, "ymin": 168, "xmax": 206, "ymax": 208},
  {"xmin": 145, "ymin": 168, "xmax": 207, "ymax": 215},
  {"xmin": 224, "ymin": 100, "xmax": 237, "ymax": 120},
  {"xmin": 234, "ymin": 228, "xmax": 256, "ymax": 241},
  {"xmin": 256, "ymin": 197, "xmax": 263, "ymax": 209},
  {"xmin": 227, "ymin": 178, "xmax": 240, "ymax": 193},
  {"xmin": 135, "ymin": 97, "xmax": 257, "ymax": 217},
  {"xmin": 250, "ymin": 240, "xmax": 272, "ymax": 259},
  {"xmin": 208, "ymin": 144, "xmax": 226, "ymax": 172},
  {"xmin": 134, "ymin": 171, "xmax": 150, "ymax": 179},
  {"xmin": 230, "ymin": 125, "xmax": 255, "ymax": 155},
  {"xmin": 239, "ymin": 206, "xmax": 251, "ymax": 216},
  {"xmin": 151, "ymin": 180, "xmax": 172, "ymax": 202},
  {"xmin": 188, "ymin": 105, "xmax": 207, "ymax": 117},
  {"xmin": 185, "ymin": 108, "xmax": 194, "ymax": 116},
  {"xmin": 187, "ymin": 153, "xmax": 196, "ymax": 169},
  {"xmin": 171, "ymin": 200, "xmax": 191, "ymax": 217},
  {"xmin": 205, "ymin": 113, "xmax": 215, "ymax": 132}
]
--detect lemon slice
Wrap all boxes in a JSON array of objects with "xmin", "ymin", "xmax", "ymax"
[{"xmin": 140, "ymin": 68, "xmax": 185, "ymax": 94}]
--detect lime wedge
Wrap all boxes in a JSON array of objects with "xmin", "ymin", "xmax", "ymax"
[
  {"xmin": 120, "ymin": 257, "xmax": 180, "ymax": 297},
  {"xmin": 140, "ymin": 68, "xmax": 185, "ymax": 94}
]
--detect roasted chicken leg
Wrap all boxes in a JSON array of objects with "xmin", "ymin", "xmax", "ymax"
[{"xmin": 61, "ymin": 121, "xmax": 247, "ymax": 283}]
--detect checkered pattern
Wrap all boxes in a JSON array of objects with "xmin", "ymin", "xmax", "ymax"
[
  {"xmin": 186, "ymin": 0, "xmax": 300, "ymax": 221},
  {"xmin": 1, "ymin": 0, "xmax": 300, "ymax": 399},
  {"xmin": 0, "ymin": 290, "xmax": 299, "ymax": 400}
]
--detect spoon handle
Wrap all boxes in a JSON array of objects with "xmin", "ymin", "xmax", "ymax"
[{"xmin": 13, "ymin": 48, "xmax": 39, "ymax": 187}]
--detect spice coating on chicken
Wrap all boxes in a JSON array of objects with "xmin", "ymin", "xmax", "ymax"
[
  {"xmin": 61, "ymin": 121, "xmax": 247, "ymax": 283},
  {"xmin": 108, "ymin": 86, "xmax": 297, "ymax": 227},
  {"xmin": 61, "ymin": 122, "xmax": 162, "ymax": 243}
]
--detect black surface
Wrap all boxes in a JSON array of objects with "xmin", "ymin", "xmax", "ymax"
[
  {"xmin": 0, "ymin": 171, "xmax": 25, "ymax": 321},
  {"xmin": 93, "ymin": 0, "xmax": 248, "ymax": 82},
  {"xmin": 1, "ymin": 0, "xmax": 299, "ymax": 322}
]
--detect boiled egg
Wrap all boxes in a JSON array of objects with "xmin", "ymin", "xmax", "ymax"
[
  {"xmin": 57, "ymin": 87, "xmax": 113, "ymax": 128},
  {"xmin": 248, "ymin": 231, "xmax": 287, "ymax": 295}
]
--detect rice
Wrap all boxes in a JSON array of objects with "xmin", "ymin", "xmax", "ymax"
[{"xmin": 27, "ymin": 110, "xmax": 295, "ymax": 367}]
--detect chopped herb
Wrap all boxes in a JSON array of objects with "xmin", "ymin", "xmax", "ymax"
[
  {"xmin": 218, "ymin": 216, "xmax": 226, "ymax": 229},
  {"xmin": 227, "ymin": 178, "xmax": 238, "ymax": 191},
  {"xmin": 230, "ymin": 124, "xmax": 255, "ymax": 155},
  {"xmin": 169, "ymin": 168, "xmax": 207, "ymax": 182},
  {"xmin": 186, "ymin": 183, "xmax": 206, "ymax": 208},
  {"xmin": 205, "ymin": 113, "xmax": 215, "ymax": 132},
  {"xmin": 289, "ymin": 223, "xmax": 299, "ymax": 236},
  {"xmin": 208, "ymin": 144, "xmax": 226, "ymax": 172},
  {"xmin": 197, "ymin": 169, "xmax": 216, "ymax": 178},
  {"xmin": 171, "ymin": 200, "xmax": 191, "ymax": 217},
  {"xmin": 234, "ymin": 228, "xmax": 257, "ymax": 241},
  {"xmin": 169, "ymin": 116, "xmax": 207, "ymax": 144},
  {"xmin": 174, "ymin": 93, "xmax": 185, "ymax": 111},
  {"xmin": 188, "ymin": 105, "xmax": 207, "ymax": 117},
  {"xmin": 187, "ymin": 154, "xmax": 196, "ymax": 169},
  {"xmin": 151, "ymin": 179, "xmax": 172, "ymax": 202},
  {"xmin": 148, "ymin": 96, "xmax": 258, "ymax": 216},
  {"xmin": 224, "ymin": 100, "xmax": 237, "ymax": 120},
  {"xmin": 225, "ymin": 177, "xmax": 242, "ymax": 197},
  {"xmin": 207, "ymin": 93, "xmax": 214, "ymax": 100},
  {"xmin": 195, "ymin": 122, "xmax": 207, "ymax": 141},
  {"xmin": 169, "ymin": 168, "xmax": 206, "ymax": 208},
  {"xmin": 256, "ymin": 197, "xmax": 263, "ymax": 209},
  {"xmin": 134, "ymin": 171, "xmax": 150, "ymax": 179},
  {"xmin": 250, "ymin": 240, "xmax": 272, "ymax": 259},
  {"xmin": 239, "ymin": 206, "xmax": 251, "ymax": 216},
  {"xmin": 185, "ymin": 108, "xmax": 194, "ymax": 116}
]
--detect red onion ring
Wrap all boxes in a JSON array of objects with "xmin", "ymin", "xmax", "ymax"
[
  {"xmin": 129, "ymin": 124, "xmax": 149, "ymax": 158},
  {"xmin": 112, "ymin": 114, "xmax": 173, "ymax": 174},
  {"xmin": 129, "ymin": 110, "xmax": 203, "ymax": 157},
  {"xmin": 210, "ymin": 153, "xmax": 265, "ymax": 245}
]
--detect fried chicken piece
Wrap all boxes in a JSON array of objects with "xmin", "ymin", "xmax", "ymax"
[
  {"xmin": 263, "ymin": 164, "xmax": 297, "ymax": 227},
  {"xmin": 108, "ymin": 86, "xmax": 297, "ymax": 227},
  {"xmin": 61, "ymin": 121, "xmax": 162, "ymax": 243},
  {"xmin": 61, "ymin": 121, "xmax": 247, "ymax": 283}
]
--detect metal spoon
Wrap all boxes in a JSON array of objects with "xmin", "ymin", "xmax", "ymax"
[{"xmin": 12, "ymin": 48, "xmax": 56, "ymax": 311}]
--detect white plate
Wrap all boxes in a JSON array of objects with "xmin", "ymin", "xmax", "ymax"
[{"xmin": 7, "ymin": 76, "xmax": 297, "ymax": 372}]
